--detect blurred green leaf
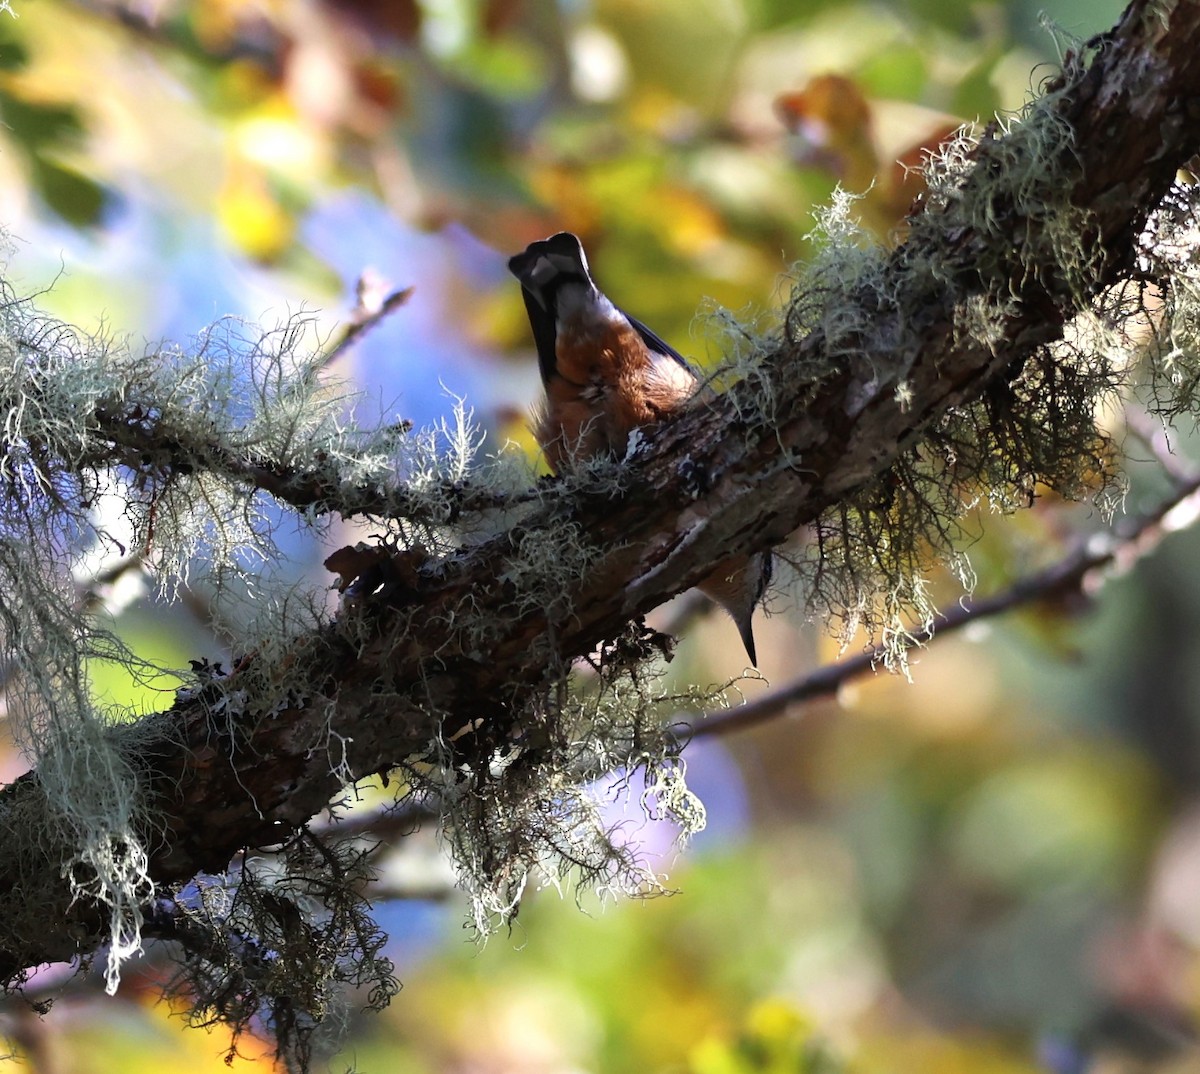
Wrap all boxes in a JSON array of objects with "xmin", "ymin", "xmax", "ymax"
[
  {"xmin": 951, "ymin": 750, "xmax": 1160, "ymax": 893},
  {"xmin": 857, "ymin": 45, "xmax": 928, "ymax": 99},
  {"xmin": 0, "ymin": 38, "xmax": 27, "ymax": 71},
  {"xmin": 0, "ymin": 89, "xmax": 83, "ymax": 147},
  {"xmin": 30, "ymin": 156, "xmax": 108, "ymax": 226},
  {"xmin": 0, "ymin": 89, "xmax": 108, "ymax": 225}
]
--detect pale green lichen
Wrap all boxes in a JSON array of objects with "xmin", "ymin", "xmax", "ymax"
[
  {"xmin": 420, "ymin": 648, "xmax": 714, "ymax": 938},
  {"xmin": 709, "ymin": 84, "xmax": 1128, "ymax": 667}
]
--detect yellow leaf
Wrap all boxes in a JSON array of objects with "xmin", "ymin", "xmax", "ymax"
[{"xmin": 218, "ymin": 163, "xmax": 294, "ymax": 261}]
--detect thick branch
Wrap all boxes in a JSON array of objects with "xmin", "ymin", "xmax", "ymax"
[{"xmin": 1, "ymin": 0, "xmax": 1198, "ymax": 985}]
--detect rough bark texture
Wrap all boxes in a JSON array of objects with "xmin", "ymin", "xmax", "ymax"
[{"xmin": 2, "ymin": 0, "xmax": 1199, "ymax": 985}]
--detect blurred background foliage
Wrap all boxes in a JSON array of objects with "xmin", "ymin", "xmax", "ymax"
[{"xmin": 7, "ymin": 0, "xmax": 1200, "ymax": 1072}]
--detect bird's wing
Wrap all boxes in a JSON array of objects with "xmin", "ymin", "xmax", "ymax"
[{"xmin": 622, "ymin": 310, "xmax": 695, "ymax": 374}]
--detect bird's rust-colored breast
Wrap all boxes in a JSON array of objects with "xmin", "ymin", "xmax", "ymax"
[{"xmin": 538, "ymin": 314, "xmax": 697, "ymax": 471}]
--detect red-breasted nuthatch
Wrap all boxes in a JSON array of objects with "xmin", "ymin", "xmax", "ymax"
[{"xmin": 508, "ymin": 231, "xmax": 770, "ymax": 665}]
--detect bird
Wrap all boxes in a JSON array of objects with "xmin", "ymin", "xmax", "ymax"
[{"xmin": 508, "ymin": 231, "xmax": 770, "ymax": 665}]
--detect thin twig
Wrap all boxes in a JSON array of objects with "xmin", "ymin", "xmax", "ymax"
[
  {"xmin": 690, "ymin": 467, "xmax": 1200, "ymax": 739},
  {"xmin": 318, "ymin": 277, "xmax": 414, "ymax": 373}
]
